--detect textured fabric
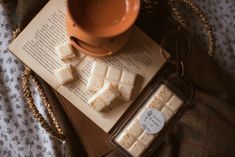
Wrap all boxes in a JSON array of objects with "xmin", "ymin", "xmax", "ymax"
[
  {"xmin": 0, "ymin": 2, "xmax": 66, "ymax": 157},
  {"xmin": 154, "ymin": 91, "xmax": 235, "ymax": 157},
  {"xmin": 183, "ymin": 0, "xmax": 235, "ymax": 80}
]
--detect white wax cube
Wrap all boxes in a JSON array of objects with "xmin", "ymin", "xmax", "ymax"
[
  {"xmin": 136, "ymin": 108, "xmax": 147, "ymax": 121},
  {"xmin": 88, "ymin": 83, "xmax": 118, "ymax": 112},
  {"xmin": 138, "ymin": 131, "xmax": 155, "ymax": 146},
  {"xmin": 63, "ymin": 57, "xmax": 81, "ymax": 67},
  {"xmin": 166, "ymin": 95, "xmax": 183, "ymax": 113},
  {"xmin": 161, "ymin": 106, "xmax": 174, "ymax": 122},
  {"xmin": 128, "ymin": 141, "xmax": 145, "ymax": 157},
  {"xmin": 126, "ymin": 120, "xmax": 144, "ymax": 137},
  {"xmin": 106, "ymin": 66, "xmax": 122, "ymax": 81},
  {"xmin": 56, "ymin": 43, "xmax": 76, "ymax": 60},
  {"xmin": 88, "ymin": 97, "xmax": 106, "ymax": 112},
  {"xmin": 55, "ymin": 65, "xmax": 74, "ymax": 85},
  {"xmin": 98, "ymin": 83, "xmax": 119, "ymax": 105},
  {"xmin": 120, "ymin": 71, "xmax": 136, "ymax": 85},
  {"xmin": 104, "ymin": 80, "xmax": 119, "ymax": 88},
  {"xmin": 87, "ymin": 75, "xmax": 104, "ymax": 92},
  {"xmin": 91, "ymin": 61, "xmax": 107, "ymax": 77},
  {"xmin": 87, "ymin": 61, "xmax": 138, "ymax": 101},
  {"xmin": 155, "ymin": 84, "xmax": 173, "ymax": 103},
  {"xmin": 118, "ymin": 84, "xmax": 133, "ymax": 101},
  {"xmin": 116, "ymin": 132, "xmax": 136, "ymax": 149},
  {"xmin": 146, "ymin": 95, "xmax": 164, "ymax": 110}
]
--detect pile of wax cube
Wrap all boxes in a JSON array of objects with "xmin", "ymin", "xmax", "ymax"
[
  {"xmin": 54, "ymin": 43, "xmax": 81, "ymax": 85},
  {"xmin": 54, "ymin": 43, "xmax": 138, "ymax": 113},
  {"xmin": 87, "ymin": 61, "xmax": 137, "ymax": 112}
]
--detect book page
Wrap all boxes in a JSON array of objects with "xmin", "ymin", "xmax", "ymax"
[
  {"xmin": 8, "ymin": 0, "xmax": 86, "ymax": 89},
  {"xmin": 8, "ymin": 0, "xmax": 168, "ymax": 132}
]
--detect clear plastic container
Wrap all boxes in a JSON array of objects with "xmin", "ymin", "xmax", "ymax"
[{"xmin": 110, "ymin": 69, "xmax": 193, "ymax": 157}]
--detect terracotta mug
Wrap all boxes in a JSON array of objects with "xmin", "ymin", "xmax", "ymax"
[{"xmin": 66, "ymin": 0, "xmax": 140, "ymax": 57}]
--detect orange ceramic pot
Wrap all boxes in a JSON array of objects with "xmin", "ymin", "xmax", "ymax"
[{"xmin": 66, "ymin": 0, "xmax": 140, "ymax": 57}]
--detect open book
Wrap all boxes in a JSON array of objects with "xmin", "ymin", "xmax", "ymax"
[{"xmin": 8, "ymin": 0, "xmax": 168, "ymax": 133}]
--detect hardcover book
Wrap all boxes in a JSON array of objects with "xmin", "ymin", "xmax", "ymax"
[{"xmin": 8, "ymin": 0, "xmax": 168, "ymax": 133}]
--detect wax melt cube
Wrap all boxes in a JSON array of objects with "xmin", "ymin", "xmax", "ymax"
[
  {"xmin": 161, "ymin": 106, "xmax": 174, "ymax": 122},
  {"xmin": 155, "ymin": 84, "xmax": 173, "ymax": 103},
  {"xmin": 55, "ymin": 65, "xmax": 74, "ymax": 85},
  {"xmin": 118, "ymin": 84, "xmax": 134, "ymax": 101},
  {"xmin": 104, "ymin": 80, "xmax": 119, "ymax": 88},
  {"xmin": 91, "ymin": 61, "xmax": 107, "ymax": 77},
  {"xmin": 98, "ymin": 83, "xmax": 119, "ymax": 104},
  {"xmin": 166, "ymin": 95, "xmax": 183, "ymax": 113},
  {"xmin": 138, "ymin": 131, "xmax": 155, "ymax": 146},
  {"xmin": 88, "ymin": 83, "xmax": 118, "ymax": 112},
  {"xmin": 146, "ymin": 95, "xmax": 164, "ymax": 110},
  {"xmin": 106, "ymin": 66, "xmax": 122, "ymax": 81},
  {"xmin": 87, "ymin": 75, "xmax": 104, "ymax": 91},
  {"xmin": 120, "ymin": 71, "xmax": 136, "ymax": 85},
  {"xmin": 116, "ymin": 132, "xmax": 136, "ymax": 149},
  {"xmin": 136, "ymin": 108, "xmax": 147, "ymax": 121},
  {"xmin": 126, "ymin": 120, "xmax": 143, "ymax": 137},
  {"xmin": 128, "ymin": 141, "xmax": 145, "ymax": 157},
  {"xmin": 56, "ymin": 43, "xmax": 76, "ymax": 60},
  {"xmin": 63, "ymin": 57, "xmax": 81, "ymax": 67},
  {"xmin": 88, "ymin": 97, "xmax": 106, "ymax": 112}
]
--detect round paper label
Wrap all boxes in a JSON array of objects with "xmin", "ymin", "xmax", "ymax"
[{"xmin": 140, "ymin": 109, "xmax": 165, "ymax": 134}]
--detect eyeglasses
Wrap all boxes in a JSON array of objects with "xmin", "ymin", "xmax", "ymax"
[
  {"xmin": 160, "ymin": 27, "xmax": 194, "ymax": 105},
  {"xmin": 160, "ymin": 27, "xmax": 191, "ymax": 76}
]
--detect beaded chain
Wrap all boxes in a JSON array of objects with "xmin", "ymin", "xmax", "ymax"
[
  {"xmin": 12, "ymin": 28, "xmax": 66, "ymax": 142},
  {"xmin": 167, "ymin": 0, "xmax": 215, "ymax": 56}
]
